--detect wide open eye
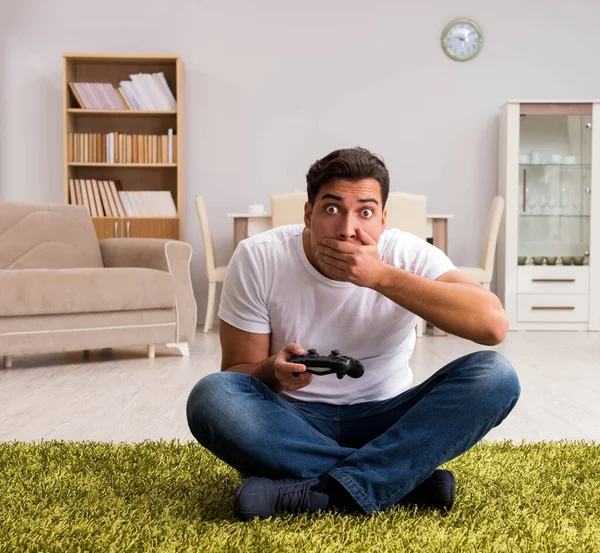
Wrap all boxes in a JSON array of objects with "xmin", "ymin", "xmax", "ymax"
[
  {"xmin": 325, "ymin": 205, "xmax": 339, "ymax": 214},
  {"xmin": 360, "ymin": 208, "xmax": 374, "ymax": 218}
]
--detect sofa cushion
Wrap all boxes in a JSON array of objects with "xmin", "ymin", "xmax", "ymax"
[
  {"xmin": 0, "ymin": 202, "xmax": 103, "ymax": 270},
  {"xmin": 0, "ymin": 268, "xmax": 176, "ymax": 317}
]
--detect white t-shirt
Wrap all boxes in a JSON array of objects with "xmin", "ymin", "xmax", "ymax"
[{"xmin": 218, "ymin": 224, "xmax": 456, "ymax": 405}]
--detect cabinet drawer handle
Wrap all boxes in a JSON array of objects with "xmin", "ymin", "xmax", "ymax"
[
  {"xmin": 126, "ymin": 221, "xmax": 131, "ymax": 238},
  {"xmin": 113, "ymin": 221, "xmax": 119, "ymax": 238},
  {"xmin": 531, "ymin": 306, "xmax": 575, "ymax": 311},
  {"xmin": 531, "ymin": 278, "xmax": 575, "ymax": 283}
]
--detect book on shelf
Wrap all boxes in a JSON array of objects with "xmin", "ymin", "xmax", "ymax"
[
  {"xmin": 69, "ymin": 82, "xmax": 127, "ymax": 110},
  {"xmin": 85, "ymin": 180, "xmax": 97, "ymax": 217},
  {"xmin": 69, "ymin": 72, "xmax": 176, "ymax": 111},
  {"xmin": 167, "ymin": 128, "xmax": 173, "ymax": 163},
  {"xmin": 68, "ymin": 131, "xmax": 176, "ymax": 164},
  {"xmin": 118, "ymin": 191, "xmax": 177, "ymax": 217},
  {"xmin": 102, "ymin": 181, "xmax": 119, "ymax": 217},
  {"xmin": 69, "ymin": 179, "xmax": 177, "ymax": 217}
]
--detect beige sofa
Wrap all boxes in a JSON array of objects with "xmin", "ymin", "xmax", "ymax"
[{"xmin": 0, "ymin": 202, "xmax": 197, "ymax": 367}]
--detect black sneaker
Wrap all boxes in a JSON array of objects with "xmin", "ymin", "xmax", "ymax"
[
  {"xmin": 234, "ymin": 477, "xmax": 330, "ymax": 521},
  {"xmin": 397, "ymin": 469, "xmax": 456, "ymax": 512}
]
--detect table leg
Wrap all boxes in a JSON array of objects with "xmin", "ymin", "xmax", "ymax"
[
  {"xmin": 432, "ymin": 218, "xmax": 448, "ymax": 337},
  {"xmin": 233, "ymin": 218, "xmax": 248, "ymax": 249},
  {"xmin": 432, "ymin": 218, "xmax": 448, "ymax": 256}
]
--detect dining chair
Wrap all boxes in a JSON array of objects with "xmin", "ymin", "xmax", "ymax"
[
  {"xmin": 455, "ymin": 196, "xmax": 505, "ymax": 290},
  {"xmin": 384, "ymin": 192, "xmax": 428, "ymax": 239},
  {"xmin": 195, "ymin": 195, "xmax": 228, "ymax": 333},
  {"xmin": 271, "ymin": 191, "xmax": 308, "ymax": 227},
  {"xmin": 385, "ymin": 192, "xmax": 428, "ymax": 336}
]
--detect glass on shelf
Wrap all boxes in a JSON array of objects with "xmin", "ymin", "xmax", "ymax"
[
  {"xmin": 571, "ymin": 187, "xmax": 581, "ymax": 214},
  {"xmin": 559, "ymin": 186, "xmax": 569, "ymax": 208},
  {"xmin": 526, "ymin": 187, "xmax": 536, "ymax": 214},
  {"xmin": 537, "ymin": 189, "xmax": 548, "ymax": 215}
]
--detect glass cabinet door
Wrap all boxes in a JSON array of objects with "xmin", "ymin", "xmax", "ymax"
[{"xmin": 517, "ymin": 108, "xmax": 592, "ymax": 267}]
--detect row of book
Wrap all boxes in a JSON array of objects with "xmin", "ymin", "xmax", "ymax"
[
  {"xmin": 69, "ymin": 72, "xmax": 176, "ymax": 111},
  {"xmin": 69, "ymin": 179, "xmax": 177, "ymax": 217},
  {"xmin": 68, "ymin": 131, "xmax": 177, "ymax": 164}
]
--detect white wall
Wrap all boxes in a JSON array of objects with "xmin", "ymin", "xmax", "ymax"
[{"xmin": 2, "ymin": 0, "xmax": 600, "ymax": 320}]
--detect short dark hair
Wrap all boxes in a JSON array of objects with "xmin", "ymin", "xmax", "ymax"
[{"xmin": 306, "ymin": 147, "xmax": 390, "ymax": 207}]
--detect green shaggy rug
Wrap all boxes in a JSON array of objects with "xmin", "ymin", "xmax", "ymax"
[{"xmin": 1, "ymin": 440, "xmax": 598, "ymax": 553}]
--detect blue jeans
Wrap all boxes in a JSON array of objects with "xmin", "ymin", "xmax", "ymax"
[{"xmin": 186, "ymin": 350, "xmax": 520, "ymax": 514}]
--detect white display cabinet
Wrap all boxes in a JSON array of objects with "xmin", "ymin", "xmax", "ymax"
[{"xmin": 497, "ymin": 101, "xmax": 600, "ymax": 331}]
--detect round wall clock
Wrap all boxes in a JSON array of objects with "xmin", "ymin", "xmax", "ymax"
[{"xmin": 441, "ymin": 18, "xmax": 483, "ymax": 61}]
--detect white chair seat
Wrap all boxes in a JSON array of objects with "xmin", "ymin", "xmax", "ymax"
[{"xmin": 455, "ymin": 266, "xmax": 490, "ymax": 283}]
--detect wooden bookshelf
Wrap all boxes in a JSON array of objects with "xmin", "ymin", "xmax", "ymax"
[{"xmin": 63, "ymin": 53, "xmax": 185, "ymax": 240}]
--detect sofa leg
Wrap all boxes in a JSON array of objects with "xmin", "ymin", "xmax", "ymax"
[
  {"xmin": 4, "ymin": 356, "xmax": 12, "ymax": 368},
  {"xmin": 166, "ymin": 342, "xmax": 190, "ymax": 357},
  {"xmin": 147, "ymin": 345, "xmax": 156, "ymax": 359}
]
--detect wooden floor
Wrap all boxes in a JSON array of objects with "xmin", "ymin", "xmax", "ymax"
[{"xmin": 1, "ymin": 329, "xmax": 599, "ymax": 443}]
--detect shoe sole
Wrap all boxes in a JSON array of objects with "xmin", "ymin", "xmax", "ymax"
[{"xmin": 446, "ymin": 470, "xmax": 456, "ymax": 512}]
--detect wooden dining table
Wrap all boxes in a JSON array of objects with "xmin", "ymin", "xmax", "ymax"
[{"xmin": 228, "ymin": 212, "xmax": 454, "ymax": 337}]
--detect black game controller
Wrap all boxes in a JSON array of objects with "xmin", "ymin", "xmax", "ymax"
[{"xmin": 290, "ymin": 349, "xmax": 364, "ymax": 379}]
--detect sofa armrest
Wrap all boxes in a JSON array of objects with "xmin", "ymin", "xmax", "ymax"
[{"xmin": 99, "ymin": 238, "xmax": 197, "ymax": 342}]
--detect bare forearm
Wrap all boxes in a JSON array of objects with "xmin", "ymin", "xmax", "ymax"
[
  {"xmin": 223, "ymin": 355, "xmax": 282, "ymax": 393},
  {"xmin": 373, "ymin": 265, "xmax": 508, "ymax": 345}
]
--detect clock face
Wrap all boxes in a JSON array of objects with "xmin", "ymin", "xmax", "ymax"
[{"xmin": 441, "ymin": 19, "xmax": 483, "ymax": 61}]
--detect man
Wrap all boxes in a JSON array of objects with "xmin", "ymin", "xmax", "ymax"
[{"xmin": 187, "ymin": 147, "xmax": 520, "ymax": 521}]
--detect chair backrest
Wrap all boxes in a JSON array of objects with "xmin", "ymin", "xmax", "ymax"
[
  {"xmin": 271, "ymin": 191, "xmax": 308, "ymax": 227},
  {"xmin": 0, "ymin": 201, "xmax": 103, "ymax": 270},
  {"xmin": 480, "ymin": 195, "xmax": 505, "ymax": 274},
  {"xmin": 194, "ymin": 195, "xmax": 219, "ymax": 280},
  {"xmin": 384, "ymin": 192, "xmax": 427, "ymax": 239}
]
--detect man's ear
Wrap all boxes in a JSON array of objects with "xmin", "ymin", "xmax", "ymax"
[
  {"xmin": 304, "ymin": 201, "xmax": 313, "ymax": 229},
  {"xmin": 382, "ymin": 208, "xmax": 387, "ymax": 229}
]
